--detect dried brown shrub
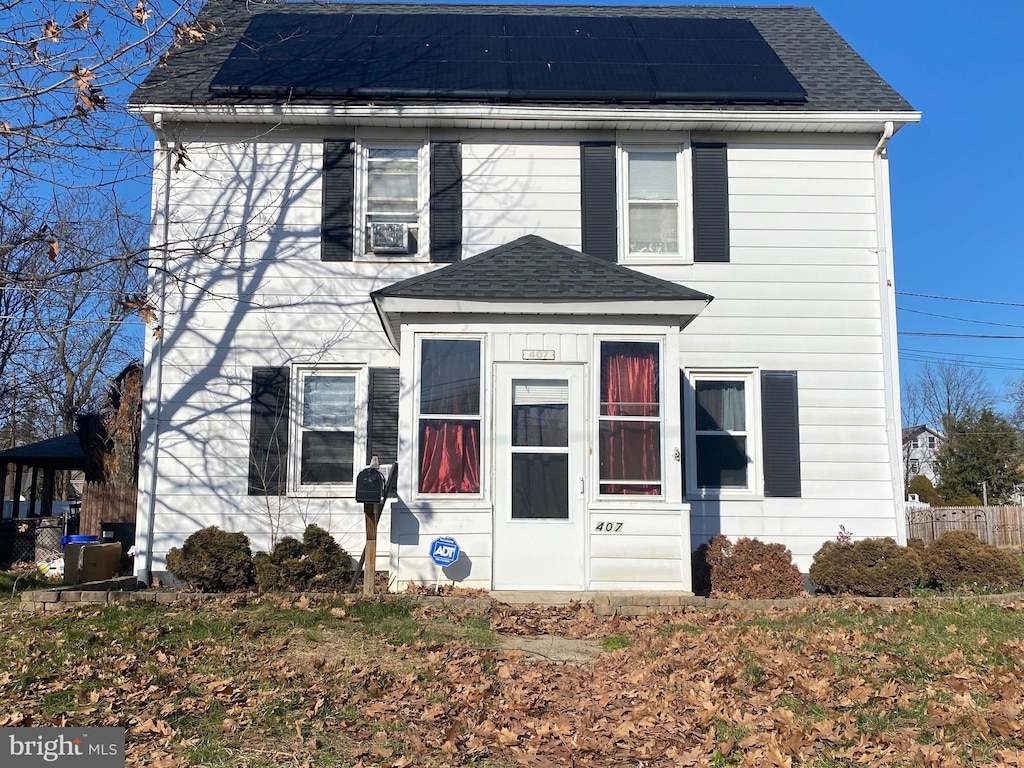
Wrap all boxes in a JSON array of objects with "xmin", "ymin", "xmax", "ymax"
[{"xmin": 703, "ymin": 535, "xmax": 805, "ymax": 599}]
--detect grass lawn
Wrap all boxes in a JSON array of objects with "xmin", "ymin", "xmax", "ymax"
[{"xmin": 1, "ymin": 590, "xmax": 1023, "ymax": 767}]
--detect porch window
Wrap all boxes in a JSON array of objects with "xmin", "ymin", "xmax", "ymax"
[
  {"xmin": 418, "ymin": 339, "xmax": 481, "ymax": 493},
  {"xmin": 599, "ymin": 340, "xmax": 662, "ymax": 495}
]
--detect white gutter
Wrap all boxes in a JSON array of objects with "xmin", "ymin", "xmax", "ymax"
[
  {"xmin": 872, "ymin": 120, "xmax": 906, "ymax": 543},
  {"xmin": 131, "ymin": 102, "xmax": 922, "ymax": 132},
  {"xmin": 135, "ymin": 112, "xmax": 172, "ymax": 584}
]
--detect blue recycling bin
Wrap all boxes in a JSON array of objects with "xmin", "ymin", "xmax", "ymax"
[{"xmin": 61, "ymin": 534, "xmax": 99, "ymax": 551}]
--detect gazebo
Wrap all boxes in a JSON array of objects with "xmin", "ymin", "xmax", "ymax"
[{"xmin": 1, "ymin": 434, "xmax": 87, "ymax": 518}]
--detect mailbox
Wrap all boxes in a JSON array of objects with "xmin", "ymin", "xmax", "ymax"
[{"xmin": 355, "ymin": 466, "xmax": 386, "ymax": 503}]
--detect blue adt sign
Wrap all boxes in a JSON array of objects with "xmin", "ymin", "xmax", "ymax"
[{"xmin": 429, "ymin": 536, "xmax": 460, "ymax": 567}]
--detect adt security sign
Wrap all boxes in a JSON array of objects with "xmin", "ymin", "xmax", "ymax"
[{"xmin": 429, "ymin": 536, "xmax": 460, "ymax": 567}]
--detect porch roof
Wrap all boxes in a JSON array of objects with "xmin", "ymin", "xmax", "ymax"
[
  {"xmin": 371, "ymin": 235, "xmax": 713, "ymax": 348},
  {"xmin": 0, "ymin": 434, "xmax": 87, "ymax": 471}
]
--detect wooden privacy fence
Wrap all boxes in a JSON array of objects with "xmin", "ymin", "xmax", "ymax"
[
  {"xmin": 906, "ymin": 505, "xmax": 1024, "ymax": 550},
  {"xmin": 79, "ymin": 482, "xmax": 137, "ymax": 538}
]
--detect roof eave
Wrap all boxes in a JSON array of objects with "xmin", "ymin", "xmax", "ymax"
[
  {"xmin": 372, "ymin": 295, "xmax": 713, "ymax": 351},
  {"xmin": 130, "ymin": 102, "xmax": 922, "ymax": 133}
]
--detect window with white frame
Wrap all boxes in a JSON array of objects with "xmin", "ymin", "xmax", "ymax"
[
  {"xmin": 927, "ymin": 435, "xmax": 937, "ymax": 449},
  {"xmin": 624, "ymin": 147, "xmax": 684, "ymax": 257},
  {"xmin": 689, "ymin": 373, "xmax": 754, "ymax": 492},
  {"xmin": 598, "ymin": 340, "xmax": 663, "ymax": 495},
  {"xmin": 417, "ymin": 338, "xmax": 482, "ymax": 494},
  {"xmin": 293, "ymin": 368, "xmax": 362, "ymax": 491},
  {"xmin": 362, "ymin": 143, "xmax": 424, "ymax": 256}
]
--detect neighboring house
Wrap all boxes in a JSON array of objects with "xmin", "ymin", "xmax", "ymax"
[
  {"xmin": 130, "ymin": 1, "xmax": 919, "ymax": 591},
  {"xmin": 902, "ymin": 425, "xmax": 943, "ymax": 487}
]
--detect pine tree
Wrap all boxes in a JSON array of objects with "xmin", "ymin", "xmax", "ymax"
[{"xmin": 936, "ymin": 408, "xmax": 1023, "ymax": 504}]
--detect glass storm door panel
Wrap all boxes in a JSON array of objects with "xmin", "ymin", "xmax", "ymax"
[{"xmin": 493, "ymin": 364, "xmax": 585, "ymax": 590}]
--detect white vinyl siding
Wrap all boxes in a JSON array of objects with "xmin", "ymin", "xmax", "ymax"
[{"xmin": 141, "ymin": 127, "xmax": 899, "ymax": 581}]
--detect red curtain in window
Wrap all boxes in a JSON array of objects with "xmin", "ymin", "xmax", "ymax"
[
  {"xmin": 601, "ymin": 344, "xmax": 660, "ymax": 494},
  {"xmin": 419, "ymin": 420, "xmax": 480, "ymax": 493}
]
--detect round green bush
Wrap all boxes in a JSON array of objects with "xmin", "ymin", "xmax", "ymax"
[
  {"xmin": 254, "ymin": 525, "xmax": 354, "ymax": 592},
  {"xmin": 809, "ymin": 537, "xmax": 923, "ymax": 597},
  {"xmin": 165, "ymin": 526, "xmax": 256, "ymax": 592},
  {"xmin": 924, "ymin": 531, "xmax": 1024, "ymax": 591}
]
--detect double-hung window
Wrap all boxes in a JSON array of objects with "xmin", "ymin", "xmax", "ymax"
[
  {"xmin": 690, "ymin": 374, "xmax": 754, "ymax": 493},
  {"xmin": 598, "ymin": 340, "xmax": 662, "ymax": 495},
  {"xmin": 418, "ymin": 338, "xmax": 482, "ymax": 494},
  {"xmin": 625, "ymin": 147, "xmax": 685, "ymax": 258},
  {"xmin": 362, "ymin": 143, "xmax": 425, "ymax": 256},
  {"xmin": 293, "ymin": 369, "xmax": 362, "ymax": 491}
]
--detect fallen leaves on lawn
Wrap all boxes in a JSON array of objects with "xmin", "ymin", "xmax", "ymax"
[{"xmin": 1, "ymin": 596, "xmax": 1023, "ymax": 766}]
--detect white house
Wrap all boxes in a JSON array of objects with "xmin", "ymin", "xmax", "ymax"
[
  {"xmin": 130, "ymin": 1, "xmax": 919, "ymax": 591},
  {"xmin": 902, "ymin": 425, "xmax": 943, "ymax": 488}
]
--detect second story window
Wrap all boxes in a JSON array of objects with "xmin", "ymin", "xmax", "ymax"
[
  {"xmin": 362, "ymin": 143, "xmax": 425, "ymax": 257},
  {"xmin": 625, "ymin": 148, "xmax": 683, "ymax": 256}
]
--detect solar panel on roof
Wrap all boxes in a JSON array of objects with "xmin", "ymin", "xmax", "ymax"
[{"xmin": 209, "ymin": 12, "xmax": 806, "ymax": 103}]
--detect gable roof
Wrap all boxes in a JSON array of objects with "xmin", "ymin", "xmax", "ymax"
[
  {"xmin": 132, "ymin": 2, "xmax": 915, "ymax": 115},
  {"xmin": 371, "ymin": 235, "xmax": 712, "ymax": 348},
  {"xmin": 902, "ymin": 425, "xmax": 944, "ymax": 444}
]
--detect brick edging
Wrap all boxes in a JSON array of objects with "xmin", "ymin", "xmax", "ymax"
[{"xmin": 18, "ymin": 585, "xmax": 1024, "ymax": 615}]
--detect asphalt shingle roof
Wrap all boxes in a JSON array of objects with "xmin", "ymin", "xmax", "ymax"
[
  {"xmin": 0, "ymin": 434, "xmax": 87, "ymax": 469},
  {"xmin": 132, "ymin": 2, "xmax": 914, "ymax": 113},
  {"xmin": 371, "ymin": 235, "xmax": 713, "ymax": 303}
]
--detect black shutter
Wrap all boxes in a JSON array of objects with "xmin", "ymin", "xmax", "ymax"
[
  {"xmin": 366, "ymin": 368, "xmax": 400, "ymax": 466},
  {"xmin": 430, "ymin": 142, "xmax": 462, "ymax": 263},
  {"xmin": 692, "ymin": 143, "xmax": 730, "ymax": 263},
  {"xmin": 679, "ymin": 369, "xmax": 687, "ymax": 495},
  {"xmin": 580, "ymin": 141, "xmax": 618, "ymax": 262},
  {"xmin": 322, "ymin": 140, "xmax": 355, "ymax": 262},
  {"xmin": 761, "ymin": 371, "xmax": 801, "ymax": 498},
  {"xmin": 248, "ymin": 367, "xmax": 289, "ymax": 496}
]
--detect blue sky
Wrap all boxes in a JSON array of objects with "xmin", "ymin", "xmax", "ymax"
[
  {"xmin": 418, "ymin": 0, "xmax": 1024, "ymax": 398},
  {"xmin": 800, "ymin": 1, "xmax": 1024, "ymax": 399}
]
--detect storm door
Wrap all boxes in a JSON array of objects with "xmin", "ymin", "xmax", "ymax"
[{"xmin": 492, "ymin": 364, "xmax": 585, "ymax": 590}]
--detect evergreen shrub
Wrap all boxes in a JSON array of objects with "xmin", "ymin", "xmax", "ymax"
[
  {"xmin": 923, "ymin": 530, "xmax": 1024, "ymax": 591},
  {"xmin": 165, "ymin": 526, "xmax": 256, "ymax": 592},
  {"xmin": 809, "ymin": 537, "xmax": 923, "ymax": 597},
  {"xmin": 907, "ymin": 475, "xmax": 943, "ymax": 506},
  {"xmin": 254, "ymin": 525, "xmax": 353, "ymax": 592}
]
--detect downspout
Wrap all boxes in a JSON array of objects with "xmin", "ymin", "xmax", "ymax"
[
  {"xmin": 873, "ymin": 120, "xmax": 906, "ymax": 543},
  {"xmin": 136, "ymin": 112, "xmax": 172, "ymax": 584}
]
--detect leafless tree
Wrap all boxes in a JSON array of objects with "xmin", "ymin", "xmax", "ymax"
[
  {"xmin": 1, "ymin": 1, "xmax": 208, "ymax": 449},
  {"xmin": 1, "ymin": 0, "xmax": 203, "ymax": 289},
  {"xmin": 905, "ymin": 359, "xmax": 995, "ymax": 436},
  {"xmin": 1, "ymin": 193, "xmax": 143, "ymax": 445}
]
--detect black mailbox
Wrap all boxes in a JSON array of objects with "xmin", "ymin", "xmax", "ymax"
[{"xmin": 355, "ymin": 467, "xmax": 386, "ymax": 503}]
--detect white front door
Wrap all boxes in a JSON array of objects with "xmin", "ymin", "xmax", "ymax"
[{"xmin": 492, "ymin": 363, "xmax": 586, "ymax": 590}]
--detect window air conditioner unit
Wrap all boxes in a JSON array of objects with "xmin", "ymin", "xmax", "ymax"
[{"xmin": 369, "ymin": 222, "xmax": 411, "ymax": 254}]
